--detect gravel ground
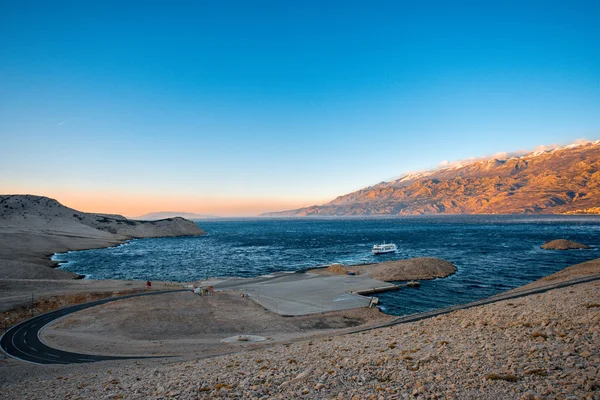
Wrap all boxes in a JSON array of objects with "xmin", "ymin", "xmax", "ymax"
[
  {"xmin": 39, "ymin": 291, "xmax": 391, "ymax": 357},
  {"xmin": 2, "ymin": 278, "xmax": 598, "ymax": 399}
]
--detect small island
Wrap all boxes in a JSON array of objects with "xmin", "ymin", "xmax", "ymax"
[
  {"xmin": 540, "ymin": 239, "xmax": 590, "ymax": 250},
  {"xmin": 310, "ymin": 257, "xmax": 457, "ymax": 282}
]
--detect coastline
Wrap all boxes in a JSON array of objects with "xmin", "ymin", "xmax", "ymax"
[
  {"xmin": 2, "ymin": 259, "xmax": 598, "ymax": 399},
  {"xmin": 0, "ymin": 229, "xmax": 205, "ymax": 280},
  {"xmin": 0, "ymin": 195, "xmax": 206, "ymax": 280},
  {"xmin": 2, "ymin": 199, "xmax": 599, "ymax": 400},
  {"xmin": 1, "ymin": 228, "xmax": 593, "ymax": 318}
]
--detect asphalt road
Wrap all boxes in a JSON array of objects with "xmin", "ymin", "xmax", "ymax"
[{"xmin": 0, "ymin": 289, "xmax": 184, "ymax": 365}]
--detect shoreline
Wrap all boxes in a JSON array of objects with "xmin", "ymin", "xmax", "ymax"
[
  {"xmin": 6, "ymin": 234, "xmax": 593, "ymax": 319},
  {"xmin": 0, "ymin": 195, "xmax": 205, "ymax": 280},
  {"xmin": 53, "ymin": 244, "xmax": 458, "ymax": 284},
  {"xmin": 6, "ymin": 260, "xmax": 598, "ymax": 363},
  {"xmin": 2, "ymin": 208, "xmax": 599, "ymax": 399},
  {"xmin": 2, "ymin": 260, "xmax": 598, "ymax": 399},
  {"xmin": 3, "ymin": 242, "xmax": 597, "ymax": 322},
  {"xmin": 260, "ymin": 213, "xmax": 600, "ymax": 218}
]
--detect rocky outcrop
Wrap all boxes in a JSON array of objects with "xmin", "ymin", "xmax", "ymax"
[
  {"xmin": 540, "ymin": 239, "xmax": 590, "ymax": 250},
  {"xmin": 0, "ymin": 195, "xmax": 205, "ymax": 239},
  {"xmin": 324, "ymin": 263, "xmax": 349, "ymax": 275},
  {"xmin": 0, "ymin": 195, "xmax": 205, "ymax": 279},
  {"xmin": 265, "ymin": 140, "xmax": 600, "ymax": 216},
  {"xmin": 345, "ymin": 257, "xmax": 457, "ymax": 282}
]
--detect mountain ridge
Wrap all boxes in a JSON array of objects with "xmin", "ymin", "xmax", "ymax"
[
  {"xmin": 133, "ymin": 211, "xmax": 219, "ymax": 220},
  {"xmin": 264, "ymin": 140, "xmax": 600, "ymax": 216}
]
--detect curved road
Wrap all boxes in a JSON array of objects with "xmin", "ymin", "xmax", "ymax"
[
  {"xmin": 2, "ymin": 275, "xmax": 599, "ymax": 365},
  {"xmin": 0, "ymin": 289, "xmax": 184, "ymax": 364}
]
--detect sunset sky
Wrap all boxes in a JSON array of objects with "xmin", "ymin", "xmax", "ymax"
[{"xmin": 1, "ymin": 1, "xmax": 599, "ymax": 216}]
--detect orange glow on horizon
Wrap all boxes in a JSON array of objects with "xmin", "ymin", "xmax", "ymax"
[{"xmin": 2, "ymin": 188, "xmax": 323, "ymax": 217}]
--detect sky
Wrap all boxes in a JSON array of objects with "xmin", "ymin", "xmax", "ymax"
[{"xmin": 1, "ymin": 1, "xmax": 599, "ymax": 216}]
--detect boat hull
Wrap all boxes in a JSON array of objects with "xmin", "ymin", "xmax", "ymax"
[
  {"xmin": 372, "ymin": 243, "xmax": 397, "ymax": 254},
  {"xmin": 372, "ymin": 248, "xmax": 397, "ymax": 254}
]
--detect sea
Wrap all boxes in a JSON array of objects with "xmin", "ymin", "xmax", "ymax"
[{"xmin": 53, "ymin": 215, "xmax": 600, "ymax": 316}]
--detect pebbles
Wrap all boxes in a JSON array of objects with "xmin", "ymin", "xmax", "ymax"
[{"xmin": 3, "ymin": 281, "xmax": 600, "ymax": 399}]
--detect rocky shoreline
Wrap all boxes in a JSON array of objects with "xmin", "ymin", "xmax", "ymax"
[
  {"xmin": 308, "ymin": 258, "xmax": 457, "ymax": 282},
  {"xmin": 2, "ymin": 259, "xmax": 599, "ymax": 399}
]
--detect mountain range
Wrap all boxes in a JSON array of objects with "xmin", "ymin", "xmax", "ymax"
[
  {"xmin": 264, "ymin": 140, "xmax": 600, "ymax": 216},
  {"xmin": 134, "ymin": 211, "xmax": 219, "ymax": 220}
]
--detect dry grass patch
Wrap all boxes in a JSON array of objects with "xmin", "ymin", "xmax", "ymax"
[{"xmin": 3, "ymin": 289, "xmax": 144, "ymax": 327}]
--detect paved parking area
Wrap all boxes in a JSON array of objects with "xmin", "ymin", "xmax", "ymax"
[{"xmin": 207, "ymin": 272, "xmax": 395, "ymax": 316}]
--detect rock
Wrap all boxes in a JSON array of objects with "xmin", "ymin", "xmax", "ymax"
[
  {"xmin": 346, "ymin": 258, "xmax": 457, "ymax": 282},
  {"xmin": 540, "ymin": 239, "xmax": 590, "ymax": 250},
  {"xmin": 325, "ymin": 264, "xmax": 349, "ymax": 275},
  {"xmin": 520, "ymin": 391, "xmax": 544, "ymax": 400}
]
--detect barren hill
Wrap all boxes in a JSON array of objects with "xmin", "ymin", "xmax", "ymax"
[
  {"xmin": 265, "ymin": 140, "xmax": 600, "ymax": 216},
  {"xmin": 0, "ymin": 195, "xmax": 205, "ymax": 279}
]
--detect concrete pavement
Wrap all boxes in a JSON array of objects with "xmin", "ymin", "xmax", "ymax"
[{"xmin": 206, "ymin": 272, "xmax": 396, "ymax": 316}]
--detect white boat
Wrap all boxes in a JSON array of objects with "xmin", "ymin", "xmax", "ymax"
[{"xmin": 372, "ymin": 242, "xmax": 397, "ymax": 254}]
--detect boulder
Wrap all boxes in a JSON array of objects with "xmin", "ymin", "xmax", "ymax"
[{"xmin": 540, "ymin": 239, "xmax": 590, "ymax": 250}]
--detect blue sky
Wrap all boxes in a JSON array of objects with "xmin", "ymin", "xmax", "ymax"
[{"xmin": 1, "ymin": 1, "xmax": 599, "ymax": 215}]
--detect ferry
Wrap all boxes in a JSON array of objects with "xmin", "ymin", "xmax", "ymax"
[{"xmin": 372, "ymin": 242, "xmax": 397, "ymax": 254}]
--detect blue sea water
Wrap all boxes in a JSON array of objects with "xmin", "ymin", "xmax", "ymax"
[{"xmin": 54, "ymin": 215, "xmax": 600, "ymax": 316}]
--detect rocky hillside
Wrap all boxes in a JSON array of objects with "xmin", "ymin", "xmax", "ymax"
[
  {"xmin": 0, "ymin": 195, "xmax": 205, "ymax": 239},
  {"xmin": 265, "ymin": 140, "xmax": 600, "ymax": 216},
  {"xmin": 0, "ymin": 195, "xmax": 205, "ymax": 279}
]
